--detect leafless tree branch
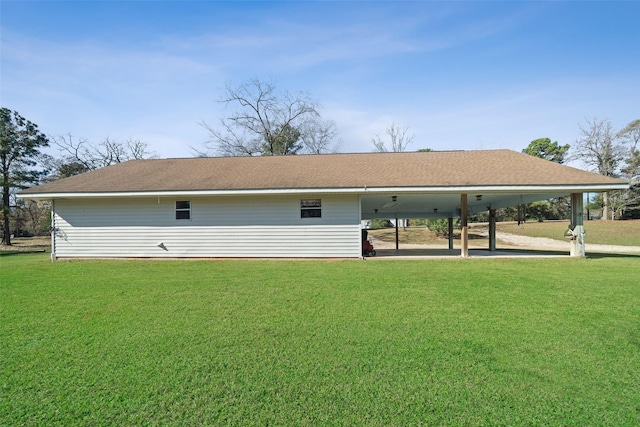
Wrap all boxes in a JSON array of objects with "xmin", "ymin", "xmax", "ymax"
[
  {"xmin": 372, "ymin": 123, "xmax": 414, "ymax": 152},
  {"xmin": 199, "ymin": 78, "xmax": 334, "ymax": 156}
]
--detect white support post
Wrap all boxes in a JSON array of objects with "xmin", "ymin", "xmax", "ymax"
[
  {"xmin": 50, "ymin": 200, "xmax": 56, "ymax": 262},
  {"xmin": 570, "ymin": 193, "xmax": 585, "ymax": 257}
]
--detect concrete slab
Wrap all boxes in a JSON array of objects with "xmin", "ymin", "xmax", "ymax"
[{"xmin": 366, "ymin": 248, "xmax": 570, "ymax": 259}]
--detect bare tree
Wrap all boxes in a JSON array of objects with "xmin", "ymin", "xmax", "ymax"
[
  {"xmin": 372, "ymin": 123, "xmax": 414, "ymax": 153},
  {"xmin": 13, "ymin": 199, "xmax": 50, "ymax": 237},
  {"xmin": 199, "ymin": 79, "xmax": 338, "ymax": 157},
  {"xmin": 573, "ymin": 118, "xmax": 627, "ymax": 220},
  {"xmin": 574, "ymin": 118, "xmax": 624, "ymax": 177},
  {"xmin": 617, "ymin": 119, "xmax": 640, "ymax": 181},
  {"xmin": 372, "ymin": 123, "xmax": 414, "ymax": 230},
  {"xmin": 51, "ymin": 134, "xmax": 155, "ymax": 177},
  {"xmin": 616, "ymin": 119, "xmax": 640, "ymax": 218},
  {"xmin": 299, "ymin": 119, "xmax": 341, "ymax": 154}
]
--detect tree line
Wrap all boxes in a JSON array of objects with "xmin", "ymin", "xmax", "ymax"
[
  {"xmin": 2, "ymin": 78, "xmax": 639, "ymax": 245},
  {"xmin": 1, "ymin": 109, "xmax": 157, "ymax": 245},
  {"xmin": 519, "ymin": 119, "xmax": 639, "ymax": 221}
]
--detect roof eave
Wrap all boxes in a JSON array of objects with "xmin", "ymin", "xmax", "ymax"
[{"xmin": 17, "ymin": 183, "xmax": 629, "ymax": 200}]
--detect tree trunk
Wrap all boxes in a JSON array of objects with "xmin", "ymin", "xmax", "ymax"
[
  {"xmin": 1, "ymin": 181, "xmax": 11, "ymax": 245},
  {"xmin": 603, "ymin": 192, "xmax": 609, "ymax": 220}
]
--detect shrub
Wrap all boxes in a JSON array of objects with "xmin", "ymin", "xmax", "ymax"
[{"xmin": 427, "ymin": 218, "xmax": 458, "ymax": 237}]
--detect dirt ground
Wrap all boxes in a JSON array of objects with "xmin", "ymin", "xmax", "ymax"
[{"xmin": 0, "ymin": 236, "xmax": 50, "ymax": 253}]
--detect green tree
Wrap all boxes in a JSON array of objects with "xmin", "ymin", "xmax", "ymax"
[
  {"xmin": 427, "ymin": 218, "xmax": 458, "ymax": 238},
  {"xmin": 263, "ymin": 123, "xmax": 302, "ymax": 156},
  {"xmin": 522, "ymin": 137, "xmax": 570, "ymax": 164},
  {"xmin": 58, "ymin": 161, "xmax": 91, "ymax": 178},
  {"xmin": 369, "ymin": 219, "xmax": 393, "ymax": 229},
  {"xmin": 0, "ymin": 108, "xmax": 49, "ymax": 245},
  {"xmin": 528, "ymin": 201, "xmax": 551, "ymax": 222},
  {"xmin": 522, "ymin": 138, "xmax": 571, "ymax": 220}
]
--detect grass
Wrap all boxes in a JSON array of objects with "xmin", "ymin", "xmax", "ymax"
[
  {"xmin": 496, "ymin": 220, "xmax": 640, "ymax": 246},
  {"xmin": 2, "ymin": 254, "xmax": 640, "ymax": 425}
]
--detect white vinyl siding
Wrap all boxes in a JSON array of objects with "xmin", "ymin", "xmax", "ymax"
[{"xmin": 52, "ymin": 194, "xmax": 361, "ymax": 258}]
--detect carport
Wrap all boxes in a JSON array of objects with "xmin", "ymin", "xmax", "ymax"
[
  {"xmin": 361, "ymin": 192, "xmax": 591, "ymax": 257},
  {"xmin": 357, "ymin": 151, "xmax": 628, "ymax": 258}
]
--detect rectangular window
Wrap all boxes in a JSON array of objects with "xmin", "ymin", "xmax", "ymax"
[
  {"xmin": 175, "ymin": 201, "xmax": 191, "ymax": 220},
  {"xmin": 301, "ymin": 199, "xmax": 321, "ymax": 218}
]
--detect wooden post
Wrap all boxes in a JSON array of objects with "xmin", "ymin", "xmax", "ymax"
[
  {"xmin": 448, "ymin": 217, "xmax": 454, "ymax": 250},
  {"xmin": 461, "ymin": 194, "xmax": 469, "ymax": 258},
  {"xmin": 489, "ymin": 208, "xmax": 496, "ymax": 252},
  {"xmin": 395, "ymin": 216, "xmax": 399, "ymax": 251}
]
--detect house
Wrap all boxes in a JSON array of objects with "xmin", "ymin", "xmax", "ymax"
[{"xmin": 18, "ymin": 150, "xmax": 628, "ymax": 259}]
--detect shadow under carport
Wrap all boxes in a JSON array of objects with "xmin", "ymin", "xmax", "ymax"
[{"xmin": 367, "ymin": 247, "xmax": 571, "ymax": 259}]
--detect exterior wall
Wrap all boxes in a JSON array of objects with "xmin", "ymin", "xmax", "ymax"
[{"xmin": 51, "ymin": 194, "xmax": 361, "ymax": 258}]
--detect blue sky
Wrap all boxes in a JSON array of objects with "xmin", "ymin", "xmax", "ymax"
[{"xmin": 2, "ymin": 1, "xmax": 639, "ymax": 160}]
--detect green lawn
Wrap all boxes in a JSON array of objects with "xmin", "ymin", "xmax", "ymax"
[
  {"xmin": 496, "ymin": 219, "xmax": 640, "ymax": 247},
  {"xmin": 2, "ymin": 254, "xmax": 640, "ymax": 425}
]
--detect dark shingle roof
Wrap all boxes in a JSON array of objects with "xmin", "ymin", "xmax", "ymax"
[{"xmin": 20, "ymin": 150, "xmax": 627, "ymax": 195}]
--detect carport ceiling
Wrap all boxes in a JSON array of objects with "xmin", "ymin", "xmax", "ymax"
[{"xmin": 361, "ymin": 191, "xmax": 572, "ymax": 219}]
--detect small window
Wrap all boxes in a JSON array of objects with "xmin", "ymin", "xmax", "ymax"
[
  {"xmin": 301, "ymin": 199, "xmax": 321, "ymax": 218},
  {"xmin": 175, "ymin": 201, "xmax": 191, "ymax": 220}
]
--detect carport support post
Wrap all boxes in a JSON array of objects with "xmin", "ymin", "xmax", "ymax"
[
  {"xmin": 570, "ymin": 193, "xmax": 585, "ymax": 257},
  {"xmin": 461, "ymin": 194, "xmax": 469, "ymax": 258},
  {"xmin": 448, "ymin": 217, "xmax": 454, "ymax": 250},
  {"xmin": 395, "ymin": 216, "xmax": 399, "ymax": 251},
  {"xmin": 489, "ymin": 208, "xmax": 497, "ymax": 252}
]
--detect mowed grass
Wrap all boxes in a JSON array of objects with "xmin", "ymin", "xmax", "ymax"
[
  {"xmin": 2, "ymin": 254, "xmax": 640, "ymax": 425},
  {"xmin": 496, "ymin": 219, "xmax": 640, "ymax": 247}
]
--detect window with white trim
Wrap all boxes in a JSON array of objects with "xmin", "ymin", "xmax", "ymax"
[
  {"xmin": 175, "ymin": 201, "xmax": 191, "ymax": 220},
  {"xmin": 301, "ymin": 199, "xmax": 321, "ymax": 218}
]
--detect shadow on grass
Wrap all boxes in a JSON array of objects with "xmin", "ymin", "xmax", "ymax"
[
  {"xmin": 481, "ymin": 248, "xmax": 568, "ymax": 256},
  {"xmin": 477, "ymin": 248, "xmax": 640, "ymax": 259},
  {"xmin": 585, "ymin": 252, "xmax": 640, "ymax": 259},
  {"xmin": 473, "ymin": 248, "xmax": 640, "ymax": 259},
  {"xmin": 0, "ymin": 250, "xmax": 46, "ymax": 257}
]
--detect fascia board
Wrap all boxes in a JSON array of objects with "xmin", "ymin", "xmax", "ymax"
[
  {"xmin": 17, "ymin": 183, "xmax": 629, "ymax": 200},
  {"xmin": 18, "ymin": 188, "xmax": 367, "ymax": 199},
  {"xmin": 361, "ymin": 184, "xmax": 629, "ymax": 193}
]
